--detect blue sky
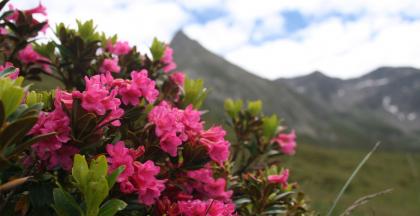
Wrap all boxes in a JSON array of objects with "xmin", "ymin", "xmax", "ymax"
[{"xmin": 14, "ymin": 0, "xmax": 420, "ymax": 79}]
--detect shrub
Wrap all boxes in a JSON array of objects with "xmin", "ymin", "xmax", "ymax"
[{"xmin": 0, "ymin": 1, "xmax": 312, "ymax": 215}]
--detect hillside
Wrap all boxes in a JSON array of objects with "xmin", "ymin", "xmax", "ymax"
[{"xmin": 171, "ymin": 30, "xmax": 420, "ymax": 150}]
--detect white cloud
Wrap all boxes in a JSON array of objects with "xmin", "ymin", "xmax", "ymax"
[
  {"xmin": 184, "ymin": 18, "xmax": 252, "ymax": 53},
  {"xmin": 12, "ymin": 0, "xmax": 189, "ymax": 51},
  {"xmin": 226, "ymin": 15, "xmax": 420, "ymax": 79},
  {"xmin": 9, "ymin": 0, "xmax": 420, "ymax": 79}
]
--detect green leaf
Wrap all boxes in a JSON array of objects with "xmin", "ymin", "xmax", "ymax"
[
  {"xmin": 0, "ymin": 77, "xmax": 25, "ymax": 117},
  {"xmin": 182, "ymin": 78, "xmax": 208, "ymax": 109},
  {"xmin": 247, "ymin": 100, "xmax": 262, "ymax": 115},
  {"xmin": 98, "ymin": 199, "xmax": 127, "ymax": 216},
  {"xmin": 89, "ymin": 155, "xmax": 108, "ymax": 181},
  {"xmin": 224, "ymin": 99, "xmax": 243, "ymax": 119},
  {"xmin": 262, "ymin": 115, "xmax": 279, "ymax": 139},
  {"xmin": 150, "ymin": 37, "xmax": 166, "ymax": 61},
  {"xmin": 0, "ymin": 115, "xmax": 38, "ymax": 150},
  {"xmin": 72, "ymin": 154, "xmax": 89, "ymax": 193},
  {"xmin": 106, "ymin": 165, "xmax": 125, "ymax": 188},
  {"xmin": 85, "ymin": 179, "xmax": 109, "ymax": 216},
  {"xmin": 52, "ymin": 188, "xmax": 83, "ymax": 216},
  {"xmin": 8, "ymin": 132, "xmax": 56, "ymax": 158}
]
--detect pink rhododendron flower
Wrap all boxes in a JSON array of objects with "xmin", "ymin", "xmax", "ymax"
[
  {"xmin": 199, "ymin": 126, "xmax": 230, "ymax": 165},
  {"xmin": 182, "ymin": 105, "xmax": 203, "ymax": 139},
  {"xmin": 49, "ymin": 145, "xmax": 79, "ymax": 171},
  {"xmin": 170, "ymin": 72, "xmax": 185, "ymax": 86},
  {"xmin": 161, "ymin": 46, "xmax": 176, "ymax": 73},
  {"xmin": 148, "ymin": 101, "xmax": 187, "ymax": 156},
  {"xmin": 99, "ymin": 58, "xmax": 120, "ymax": 74},
  {"xmin": 8, "ymin": 3, "xmax": 48, "ymax": 33},
  {"xmin": 107, "ymin": 41, "xmax": 131, "ymax": 55},
  {"xmin": 106, "ymin": 142, "xmax": 164, "ymax": 205},
  {"xmin": 149, "ymin": 102, "xmax": 206, "ymax": 156},
  {"xmin": 29, "ymin": 106, "xmax": 75, "ymax": 170},
  {"xmin": 0, "ymin": 62, "xmax": 19, "ymax": 79},
  {"xmin": 0, "ymin": 27, "xmax": 7, "ymax": 35},
  {"xmin": 268, "ymin": 169, "xmax": 289, "ymax": 189},
  {"xmin": 118, "ymin": 82, "xmax": 142, "ymax": 106},
  {"xmin": 130, "ymin": 70, "xmax": 159, "ymax": 103},
  {"xmin": 177, "ymin": 199, "xmax": 236, "ymax": 216},
  {"xmin": 132, "ymin": 161, "xmax": 166, "ymax": 205},
  {"xmin": 117, "ymin": 70, "xmax": 158, "ymax": 106},
  {"xmin": 274, "ymin": 130, "xmax": 297, "ymax": 155},
  {"xmin": 55, "ymin": 89, "xmax": 73, "ymax": 109},
  {"xmin": 24, "ymin": 3, "xmax": 47, "ymax": 16},
  {"xmin": 78, "ymin": 75, "xmax": 124, "ymax": 126},
  {"xmin": 106, "ymin": 141, "xmax": 137, "ymax": 182},
  {"xmin": 187, "ymin": 167, "xmax": 233, "ymax": 201},
  {"xmin": 18, "ymin": 45, "xmax": 51, "ymax": 72},
  {"xmin": 18, "ymin": 45, "xmax": 41, "ymax": 64}
]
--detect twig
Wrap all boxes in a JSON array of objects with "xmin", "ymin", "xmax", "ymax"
[{"xmin": 339, "ymin": 188, "xmax": 393, "ymax": 216}]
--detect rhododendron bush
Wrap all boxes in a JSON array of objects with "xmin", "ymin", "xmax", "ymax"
[{"xmin": 0, "ymin": 1, "xmax": 312, "ymax": 215}]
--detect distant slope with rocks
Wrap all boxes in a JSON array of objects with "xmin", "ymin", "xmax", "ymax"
[{"xmin": 171, "ymin": 30, "xmax": 420, "ymax": 150}]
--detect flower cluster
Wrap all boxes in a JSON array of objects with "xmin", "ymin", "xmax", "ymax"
[
  {"xmin": 18, "ymin": 45, "xmax": 51, "ymax": 73},
  {"xmin": 187, "ymin": 167, "xmax": 232, "ymax": 201},
  {"xmin": 274, "ymin": 130, "xmax": 297, "ymax": 155},
  {"xmin": 177, "ymin": 199, "xmax": 236, "ymax": 216},
  {"xmin": 28, "ymin": 93, "xmax": 74, "ymax": 170},
  {"xmin": 107, "ymin": 142, "xmax": 165, "ymax": 205},
  {"xmin": 161, "ymin": 45, "xmax": 177, "ymax": 73}
]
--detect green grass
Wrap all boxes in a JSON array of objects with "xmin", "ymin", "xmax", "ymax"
[{"xmin": 284, "ymin": 144, "xmax": 420, "ymax": 215}]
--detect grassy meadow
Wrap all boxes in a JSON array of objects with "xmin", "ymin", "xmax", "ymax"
[{"xmin": 284, "ymin": 144, "xmax": 420, "ymax": 215}]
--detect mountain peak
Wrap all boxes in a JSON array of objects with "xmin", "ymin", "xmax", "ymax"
[
  {"xmin": 171, "ymin": 30, "xmax": 189, "ymax": 43},
  {"xmin": 361, "ymin": 66, "xmax": 420, "ymax": 80}
]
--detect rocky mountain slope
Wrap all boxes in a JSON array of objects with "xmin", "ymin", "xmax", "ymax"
[{"xmin": 171, "ymin": 31, "xmax": 420, "ymax": 150}]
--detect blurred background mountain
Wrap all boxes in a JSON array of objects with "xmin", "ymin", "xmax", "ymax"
[{"xmin": 171, "ymin": 30, "xmax": 420, "ymax": 151}]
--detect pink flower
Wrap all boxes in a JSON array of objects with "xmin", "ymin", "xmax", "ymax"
[
  {"xmin": 130, "ymin": 70, "xmax": 159, "ymax": 103},
  {"xmin": 107, "ymin": 142, "xmax": 164, "ymax": 205},
  {"xmin": 274, "ymin": 130, "xmax": 297, "ymax": 155},
  {"xmin": 177, "ymin": 199, "xmax": 236, "ymax": 216},
  {"xmin": 268, "ymin": 169, "xmax": 289, "ymax": 189},
  {"xmin": 131, "ymin": 161, "xmax": 166, "ymax": 205},
  {"xmin": 0, "ymin": 62, "xmax": 19, "ymax": 79},
  {"xmin": 18, "ymin": 45, "xmax": 41, "ymax": 64},
  {"xmin": 118, "ymin": 82, "xmax": 142, "ymax": 106},
  {"xmin": 187, "ymin": 168, "xmax": 232, "ymax": 201},
  {"xmin": 182, "ymin": 105, "xmax": 203, "ymax": 140},
  {"xmin": 106, "ymin": 141, "xmax": 137, "ymax": 182},
  {"xmin": 148, "ymin": 102, "xmax": 187, "ymax": 156},
  {"xmin": 29, "ymin": 106, "xmax": 75, "ymax": 171},
  {"xmin": 117, "ymin": 70, "xmax": 158, "ymax": 106},
  {"xmin": 199, "ymin": 126, "xmax": 230, "ymax": 165},
  {"xmin": 161, "ymin": 46, "xmax": 176, "ymax": 73},
  {"xmin": 25, "ymin": 3, "xmax": 47, "ymax": 16},
  {"xmin": 75, "ymin": 75, "xmax": 124, "ymax": 126},
  {"xmin": 99, "ymin": 58, "xmax": 120, "ymax": 74},
  {"xmin": 7, "ymin": 4, "xmax": 48, "ymax": 34},
  {"xmin": 49, "ymin": 145, "xmax": 79, "ymax": 171},
  {"xmin": 18, "ymin": 45, "xmax": 51, "ymax": 73},
  {"xmin": 159, "ymin": 133, "xmax": 183, "ymax": 157},
  {"xmin": 170, "ymin": 72, "xmax": 185, "ymax": 86},
  {"xmin": 54, "ymin": 89, "xmax": 73, "ymax": 110},
  {"xmin": 107, "ymin": 41, "xmax": 131, "ymax": 55},
  {"xmin": 0, "ymin": 27, "xmax": 7, "ymax": 35}
]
